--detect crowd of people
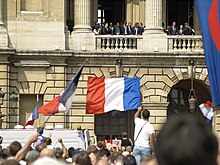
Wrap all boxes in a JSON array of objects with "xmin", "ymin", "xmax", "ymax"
[
  {"xmin": 0, "ymin": 106, "xmax": 219, "ymax": 165},
  {"xmin": 92, "ymin": 21, "xmax": 145, "ymax": 35},
  {"xmin": 92, "ymin": 21, "xmax": 195, "ymax": 36},
  {"xmin": 163, "ymin": 21, "xmax": 195, "ymax": 35}
]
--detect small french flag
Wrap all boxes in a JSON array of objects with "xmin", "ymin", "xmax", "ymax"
[
  {"xmin": 199, "ymin": 101, "xmax": 214, "ymax": 125},
  {"xmin": 86, "ymin": 77, "xmax": 141, "ymax": 114},
  {"xmin": 24, "ymin": 99, "xmax": 39, "ymax": 128},
  {"xmin": 38, "ymin": 61, "xmax": 85, "ymax": 115}
]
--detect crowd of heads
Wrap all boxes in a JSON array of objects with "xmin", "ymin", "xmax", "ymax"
[
  {"xmin": 0, "ymin": 113, "xmax": 219, "ymax": 165},
  {"xmin": 92, "ymin": 21, "xmax": 145, "ymax": 35}
]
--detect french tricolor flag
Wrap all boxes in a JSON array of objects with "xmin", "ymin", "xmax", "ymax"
[
  {"xmin": 199, "ymin": 101, "xmax": 214, "ymax": 125},
  {"xmin": 24, "ymin": 101, "xmax": 39, "ymax": 128},
  {"xmin": 38, "ymin": 61, "xmax": 85, "ymax": 115},
  {"xmin": 86, "ymin": 77, "xmax": 141, "ymax": 114}
]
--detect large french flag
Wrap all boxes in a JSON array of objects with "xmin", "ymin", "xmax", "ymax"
[
  {"xmin": 38, "ymin": 61, "xmax": 85, "ymax": 115},
  {"xmin": 196, "ymin": 0, "xmax": 220, "ymax": 106},
  {"xmin": 86, "ymin": 77, "xmax": 141, "ymax": 114}
]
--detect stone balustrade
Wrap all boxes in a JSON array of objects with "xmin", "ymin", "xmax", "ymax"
[
  {"xmin": 167, "ymin": 35, "xmax": 203, "ymax": 52},
  {"xmin": 95, "ymin": 35, "xmax": 143, "ymax": 51}
]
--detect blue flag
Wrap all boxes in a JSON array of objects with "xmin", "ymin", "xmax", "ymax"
[{"xmin": 196, "ymin": 0, "xmax": 220, "ymax": 106}]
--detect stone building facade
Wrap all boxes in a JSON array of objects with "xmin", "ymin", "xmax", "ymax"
[{"xmin": 0, "ymin": 0, "xmax": 218, "ymax": 141}]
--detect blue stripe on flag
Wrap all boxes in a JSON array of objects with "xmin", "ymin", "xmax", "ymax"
[
  {"xmin": 32, "ymin": 104, "xmax": 39, "ymax": 120},
  {"xmin": 59, "ymin": 64, "xmax": 84, "ymax": 106},
  {"xmin": 123, "ymin": 78, "xmax": 141, "ymax": 111}
]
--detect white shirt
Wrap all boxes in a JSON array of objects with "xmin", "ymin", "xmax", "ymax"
[{"xmin": 134, "ymin": 118, "xmax": 154, "ymax": 148}]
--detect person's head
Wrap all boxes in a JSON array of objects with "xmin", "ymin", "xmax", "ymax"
[
  {"xmin": 33, "ymin": 157, "xmax": 66, "ymax": 165},
  {"xmin": 172, "ymin": 22, "xmax": 176, "ymax": 26},
  {"xmin": 126, "ymin": 146, "xmax": 132, "ymax": 153},
  {"xmin": 1, "ymin": 159, "xmax": 20, "ymax": 165},
  {"xmin": 124, "ymin": 155, "xmax": 137, "ymax": 165},
  {"xmin": 40, "ymin": 148, "xmax": 55, "ymax": 158},
  {"xmin": 141, "ymin": 109, "xmax": 150, "ymax": 120},
  {"xmin": 121, "ymin": 131, "xmax": 128, "ymax": 138},
  {"xmin": 155, "ymin": 114, "xmax": 218, "ymax": 165},
  {"xmin": 75, "ymin": 151, "xmax": 91, "ymax": 165},
  {"xmin": 9, "ymin": 141, "xmax": 22, "ymax": 156},
  {"xmin": 43, "ymin": 137, "xmax": 52, "ymax": 146},
  {"xmin": 68, "ymin": 147, "xmax": 75, "ymax": 158},
  {"xmin": 109, "ymin": 151, "xmax": 124, "ymax": 164},
  {"xmin": 25, "ymin": 150, "xmax": 40, "ymax": 165},
  {"xmin": 97, "ymin": 148, "xmax": 110, "ymax": 162},
  {"xmin": 184, "ymin": 22, "xmax": 189, "ymax": 27},
  {"xmin": 54, "ymin": 147, "xmax": 63, "ymax": 159},
  {"xmin": 35, "ymin": 143, "xmax": 47, "ymax": 153}
]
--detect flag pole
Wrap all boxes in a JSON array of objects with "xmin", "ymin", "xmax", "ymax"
[{"xmin": 39, "ymin": 59, "xmax": 88, "ymax": 133}]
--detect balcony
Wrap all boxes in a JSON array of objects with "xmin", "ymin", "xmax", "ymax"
[
  {"xmin": 93, "ymin": 35, "xmax": 203, "ymax": 52},
  {"xmin": 167, "ymin": 35, "xmax": 203, "ymax": 52},
  {"xmin": 95, "ymin": 35, "xmax": 143, "ymax": 51}
]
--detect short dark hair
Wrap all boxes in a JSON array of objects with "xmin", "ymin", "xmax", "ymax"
[
  {"xmin": 75, "ymin": 151, "xmax": 91, "ymax": 165},
  {"xmin": 141, "ymin": 109, "xmax": 150, "ymax": 120},
  {"xmin": 155, "ymin": 114, "xmax": 218, "ymax": 165},
  {"xmin": 9, "ymin": 141, "xmax": 22, "ymax": 156},
  {"xmin": 124, "ymin": 155, "xmax": 137, "ymax": 165}
]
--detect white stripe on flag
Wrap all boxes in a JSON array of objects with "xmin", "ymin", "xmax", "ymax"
[{"xmin": 104, "ymin": 78, "xmax": 124, "ymax": 112}]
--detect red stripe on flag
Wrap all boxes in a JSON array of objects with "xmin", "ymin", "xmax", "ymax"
[
  {"xmin": 24, "ymin": 120, "xmax": 34, "ymax": 128},
  {"xmin": 38, "ymin": 96, "xmax": 60, "ymax": 115},
  {"xmin": 86, "ymin": 77, "xmax": 105, "ymax": 114}
]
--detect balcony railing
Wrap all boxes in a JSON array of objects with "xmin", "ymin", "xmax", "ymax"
[
  {"xmin": 95, "ymin": 35, "xmax": 143, "ymax": 51},
  {"xmin": 167, "ymin": 35, "xmax": 203, "ymax": 52}
]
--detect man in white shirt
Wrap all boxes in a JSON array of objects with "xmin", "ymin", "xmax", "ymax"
[{"xmin": 133, "ymin": 106, "xmax": 155, "ymax": 164}]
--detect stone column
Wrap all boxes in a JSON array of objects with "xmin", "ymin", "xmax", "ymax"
[
  {"xmin": 0, "ymin": 0, "xmax": 3, "ymax": 25},
  {"xmin": 162, "ymin": 0, "xmax": 166, "ymax": 27},
  {"xmin": 71, "ymin": 0, "xmax": 95, "ymax": 51},
  {"xmin": 73, "ymin": 0, "xmax": 92, "ymax": 32},
  {"xmin": 139, "ymin": 0, "xmax": 145, "ymax": 25},
  {"xmin": 0, "ymin": 0, "xmax": 8, "ymax": 48},
  {"xmin": 145, "ymin": 0, "xmax": 163, "ymax": 33},
  {"xmin": 91, "ymin": 0, "xmax": 98, "ymax": 26},
  {"xmin": 143, "ymin": 0, "xmax": 167, "ymax": 52},
  {"xmin": 126, "ymin": 0, "xmax": 133, "ymax": 23},
  {"xmin": 193, "ymin": 0, "xmax": 201, "ymax": 34}
]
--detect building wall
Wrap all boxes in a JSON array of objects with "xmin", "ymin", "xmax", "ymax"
[
  {"xmin": 0, "ymin": 0, "xmax": 211, "ymax": 139},
  {"xmin": 6, "ymin": 0, "xmax": 65, "ymax": 50}
]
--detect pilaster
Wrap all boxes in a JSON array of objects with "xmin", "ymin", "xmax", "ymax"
[
  {"xmin": 193, "ymin": 0, "xmax": 201, "ymax": 35},
  {"xmin": 126, "ymin": 0, "xmax": 133, "ymax": 23}
]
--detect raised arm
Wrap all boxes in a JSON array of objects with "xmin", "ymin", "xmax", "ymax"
[
  {"xmin": 134, "ymin": 106, "xmax": 142, "ymax": 120},
  {"xmin": 58, "ymin": 139, "xmax": 68, "ymax": 159},
  {"xmin": 15, "ymin": 133, "xmax": 39, "ymax": 161}
]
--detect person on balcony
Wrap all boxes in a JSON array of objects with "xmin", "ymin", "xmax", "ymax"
[
  {"xmin": 93, "ymin": 24, "xmax": 101, "ymax": 35},
  {"xmin": 178, "ymin": 24, "xmax": 184, "ymax": 35},
  {"xmin": 132, "ymin": 22, "xmax": 141, "ymax": 35},
  {"xmin": 101, "ymin": 23, "xmax": 109, "ymax": 35},
  {"xmin": 108, "ymin": 22, "xmax": 114, "ymax": 35},
  {"xmin": 139, "ymin": 23, "xmax": 145, "ymax": 35},
  {"xmin": 113, "ymin": 22, "xmax": 121, "ymax": 35},
  {"xmin": 169, "ymin": 21, "xmax": 178, "ymax": 35},
  {"xmin": 127, "ymin": 22, "xmax": 133, "ymax": 35},
  {"xmin": 121, "ymin": 21, "xmax": 128, "ymax": 35},
  {"xmin": 182, "ymin": 22, "xmax": 194, "ymax": 35}
]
